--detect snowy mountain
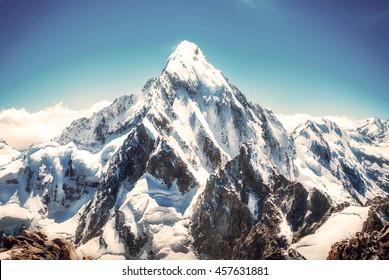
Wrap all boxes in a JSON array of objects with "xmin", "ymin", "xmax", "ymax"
[
  {"xmin": 0, "ymin": 140, "xmax": 20, "ymax": 167},
  {"xmin": 292, "ymin": 118, "xmax": 388, "ymax": 204},
  {"xmin": 0, "ymin": 40, "xmax": 388, "ymax": 260}
]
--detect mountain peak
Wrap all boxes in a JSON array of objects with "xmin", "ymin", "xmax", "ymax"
[
  {"xmin": 163, "ymin": 40, "xmax": 229, "ymax": 90},
  {"xmin": 168, "ymin": 40, "xmax": 206, "ymax": 63}
]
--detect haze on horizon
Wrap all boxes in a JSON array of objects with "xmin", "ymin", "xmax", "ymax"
[{"xmin": 0, "ymin": 0, "xmax": 388, "ymax": 119}]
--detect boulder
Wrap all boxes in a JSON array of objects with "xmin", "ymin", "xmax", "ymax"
[{"xmin": 0, "ymin": 230, "xmax": 86, "ymax": 260}]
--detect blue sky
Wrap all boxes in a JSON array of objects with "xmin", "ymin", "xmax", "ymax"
[{"xmin": 0, "ymin": 0, "xmax": 388, "ymax": 119}]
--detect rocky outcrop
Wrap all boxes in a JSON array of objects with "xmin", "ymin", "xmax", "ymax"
[
  {"xmin": 265, "ymin": 248, "xmax": 306, "ymax": 260},
  {"xmin": 146, "ymin": 140, "xmax": 198, "ymax": 194},
  {"xmin": 327, "ymin": 223, "xmax": 389, "ymax": 260},
  {"xmin": 192, "ymin": 171, "xmax": 252, "ymax": 259},
  {"xmin": 115, "ymin": 210, "xmax": 148, "ymax": 258},
  {"xmin": 196, "ymin": 130, "xmax": 222, "ymax": 170},
  {"xmin": 363, "ymin": 196, "xmax": 389, "ymax": 233},
  {"xmin": 327, "ymin": 196, "xmax": 389, "ymax": 260},
  {"xmin": 0, "ymin": 230, "xmax": 87, "ymax": 260}
]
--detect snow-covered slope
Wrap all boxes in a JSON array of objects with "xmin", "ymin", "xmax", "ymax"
[
  {"xmin": 284, "ymin": 117, "xmax": 389, "ymax": 205},
  {"xmin": 0, "ymin": 140, "xmax": 20, "ymax": 166},
  {"xmin": 1, "ymin": 40, "xmax": 388, "ymax": 260},
  {"xmin": 291, "ymin": 205, "xmax": 369, "ymax": 259},
  {"xmin": 356, "ymin": 117, "xmax": 389, "ymax": 143},
  {"xmin": 56, "ymin": 95, "xmax": 138, "ymax": 152}
]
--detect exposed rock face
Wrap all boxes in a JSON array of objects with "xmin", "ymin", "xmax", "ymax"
[
  {"xmin": 363, "ymin": 196, "xmax": 389, "ymax": 233},
  {"xmin": 327, "ymin": 196, "xmax": 389, "ymax": 260},
  {"xmin": 0, "ymin": 231, "xmax": 84, "ymax": 260},
  {"xmin": 75, "ymin": 124, "xmax": 156, "ymax": 244},
  {"xmin": 192, "ymin": 172, "xmax": 252, "ymax": 259},
  {"xmin": 192, "ymin": 144, "xmax": 331, "ymax": 259},
  {"xmin": 115, "ymin": 210, "xmax": 148, "ymax": 258},
  {"xmin": 284, "ymin": 183, "xmax": 308, "ymax": 232},
  {"xmin": 146, "ymin": 140, "xmax": 198, "ymax": 194},
  {"xmin": 196, "ymin": 130, "xmax": 222, "ymax": 170}
]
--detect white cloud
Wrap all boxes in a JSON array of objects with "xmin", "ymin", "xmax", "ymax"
[
  {"xmin": 276, "ymin": 113, "xmax": 358, "ymax": 133},
  {"xmin": 0, "ymin": 100, "xmax": 112, "ymax": 150}
]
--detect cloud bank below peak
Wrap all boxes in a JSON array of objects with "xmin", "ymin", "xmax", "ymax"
[{"xmin": 0, "ymin": 100, "xmax": 112, "ymax": 150}]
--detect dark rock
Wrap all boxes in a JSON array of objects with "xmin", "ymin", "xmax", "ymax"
[
  {"xmin": 192, "ymin": 142, "xmax": 333, "ymax": 259},
  {"xmin": 146, "ymin": 140, "xmax": 198, "ymax": 194},
  {"xmin": 285, "ymin": 184, "xmax": 308, "ymax": 232},
  {"xmin": 0, "ymin": 230, "xmax": 80, "ymax": 260},
  {"xmin": 341, "ymin": 162, "xmax": 366, "ymax": 196},
  {"xmin": 363, "ymin": 196, "xmax": 389, "ymax": 233},
  {"xmin": 99, "ymin": 236, "xmax": 108, "ymax": 249},
  {"xmin": 192, "ymin": 172, "xmax": 251, "ymax": 259},
  {"xmin": 310, "ymin": 140, "xmax": 331, "ymax": 167},
  {"xmin": 265, "ymin": 248, "xmax": 306, "ymax": 260},
  {"xmin": 115, "ymin": 210, "xmax": 148, "ymax": 258},
  {"xmin": 192, "ymin": 145, "xmax": 297, "ymax": 259},
  {"xmin": 5, "ymin": 178, "xmax": 19, "ymax": 185},
  {"xmin": 196, "ymin": 130, "xmax": 222, "ymax": 169},
  {"xmin": 94, "ymin": 117, "xmax": 108, "ymax": 143},
  {"xmin": 305, "ymin": 189, "xmax": 331, "ymax": 226},
  {"xmin": 327, "ymin": 223, "xmax": 389, "ymax": 260}
]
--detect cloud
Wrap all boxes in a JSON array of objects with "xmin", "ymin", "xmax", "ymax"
[
  {"xmin": 276, "ymin": 113, "xmax": 358, "ymax": 133},
  {"xmin": 0, "ymin": 100, "xmax": 112, "ymax": 150}
]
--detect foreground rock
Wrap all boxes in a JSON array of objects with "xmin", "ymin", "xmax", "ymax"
[
  {"xmin": 327, "ymin": 196, "xmax": 389, "ymax": 260},
  {"xmin": 0, "ymin": 230, "xmax": 90, "ymax": 260},
  {"xmin": 327, "ymin": 223, "xmax": 389, "ymax": 260},
  {"xmin": 265, "ymin": 248, "xmax": 306, "ymax": 260}
]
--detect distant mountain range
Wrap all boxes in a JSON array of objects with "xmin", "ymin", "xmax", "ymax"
[{"xmin": 1, "ymin": 41, "xmax": 388, "ymax": 260}]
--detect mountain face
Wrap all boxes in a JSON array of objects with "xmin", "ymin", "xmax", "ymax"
[
  {"xmin": 0, "ymin": 40, "xmax": 388, "ymax": 260},
  {"xmin": 292, "ymin": 118, "xmax": 388, "ymax": 205}
]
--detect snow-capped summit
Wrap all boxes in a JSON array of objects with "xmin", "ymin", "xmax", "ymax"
[
  {"xmin": 163, "ymin": 40, "xmax": 229, "ymax": 91},
  {"xmin": 167, "ymin": 40, "xmax": 206, "ymax": 63}
]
